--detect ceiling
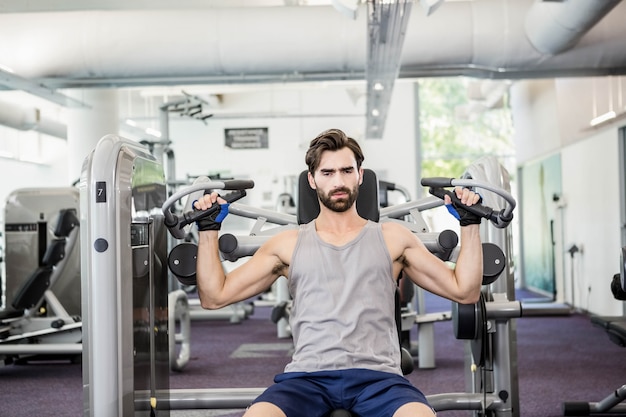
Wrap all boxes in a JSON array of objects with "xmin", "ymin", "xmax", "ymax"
[{"xmin": 0, "ymin": 0, "xmax": 625, "ymax": 138}]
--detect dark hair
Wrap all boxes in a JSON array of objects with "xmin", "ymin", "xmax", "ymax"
[{"xmin": 305, "ymin": 128, "xmax": 364, "ymax": 174}]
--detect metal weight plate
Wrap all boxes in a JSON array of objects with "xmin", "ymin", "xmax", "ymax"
[
  {"xmin": 453, "ymin": 300, "xmax": 479, "ymax": 340},
  {"xmin": 452, "ymin": 293, "xmax": 488, "ymax": 367},
  {"xmin": 482, "ymin": 242, "xmax": 506, "ymax": 285},
  {"xmin": 469, "ymin": 294, "xmax": 488, "ymax": 367},
  {"xmin": 168, "ymin": 242, "xmax": 198, "ymax": 285}
]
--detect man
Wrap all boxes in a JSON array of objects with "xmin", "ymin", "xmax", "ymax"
[{"xmin": 194, "ymin": 128, "xmax": 483, "ymax": 417}]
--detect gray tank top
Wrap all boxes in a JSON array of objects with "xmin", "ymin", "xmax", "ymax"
[{"xmin": 285, "ymin": 220, "xmax": 401, "ymax": 375}]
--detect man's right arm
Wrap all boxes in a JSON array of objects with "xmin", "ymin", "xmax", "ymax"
[{"xmin": 195, "ymin": 229, "xmax": 294, "ymax": 310}]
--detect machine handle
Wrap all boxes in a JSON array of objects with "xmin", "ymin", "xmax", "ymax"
[
  {"xmin": 421, "ymin": 177, "xmax": 515, "ymax": 229},
  {"xmin": 162, "ymin": 179, "xmax": 255, "ymax": 239},
  {"xmin": 178, "ymin": 190, "xmax": 247, "ymax": 229},
  {"xmin": 219, "ymin": 179, "xmax": 255, "ymax": 190}
]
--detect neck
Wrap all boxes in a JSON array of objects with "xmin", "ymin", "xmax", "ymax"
[{"xmin": 315, "ymin": 205, "xmax": 366, "ymax": 232}]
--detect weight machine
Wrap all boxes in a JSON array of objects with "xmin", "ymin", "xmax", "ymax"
[
  {"xmin": 0, "ymin": 188, "xmax": 82, "ymax": 364},
  {"xmin": 80, "ymin": 135, "xmax": 518, "ymax": 416}
]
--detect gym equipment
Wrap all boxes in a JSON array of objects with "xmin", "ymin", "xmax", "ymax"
[
  {"xmin": 170, "ymin": 167, "xmax": 518, "ymax": 416},
  {"xmin": 3, "ymin": 187, "xmax": 81, "ymax": 315},
  {"xmin": 169, "ymin": 175, "xmax": 255, "ymax": 324},
  {"xmin": 437, "ymin": 155, "xmax": 522, "ymax": 417},
  {"xmin": 169, "ymin": 169, "xmax": 462, "ymax": 340},
  {"xmin": 80, "ymin": 135, "xmax": 517, "ymax": 415},
  {"xmin": 0, "ymin": 204, "xmax": 82, "ymax": 362},
  {"xmin": 562, "ymin": 248, "xmax": 626, "ymax": 416},
  {"xmin": 81, "ymin": 135, "xmax": 172, "ymax": 416}
]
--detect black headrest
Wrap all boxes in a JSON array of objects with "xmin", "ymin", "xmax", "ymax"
[{"xmin": 297, "ymin": 168, "xmax": 379, "ymax": 224}]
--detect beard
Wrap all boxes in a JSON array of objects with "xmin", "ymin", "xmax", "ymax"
[{"xmin": 317, "ymin": 184, "xmax": 359, "ymax": 212}]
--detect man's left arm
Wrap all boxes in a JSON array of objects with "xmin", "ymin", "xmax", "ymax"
[{"xmin": 395, "ymin": 187, "xmax": 484, "ymax": 303}]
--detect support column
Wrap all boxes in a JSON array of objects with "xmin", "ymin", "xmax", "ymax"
[{"xmin": 66, "ymin": 88, "xmax": 119, "ymax": 183}]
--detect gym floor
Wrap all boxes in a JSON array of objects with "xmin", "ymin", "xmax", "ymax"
[{"xmin": 0, "ymin": 291, "xmax": 624, "ymax": 417}]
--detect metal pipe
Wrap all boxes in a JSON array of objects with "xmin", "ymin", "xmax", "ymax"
[
  {"xmin": 0, "ymin": 343, "xmax": 81, "ymax": 355},
  {"xmin": 485, "ymin": 300, "xmax": 522, "ymax": 320},
  {"xmin": 428, "ymin": 392, "xmax": 501, "ymax": 412}
]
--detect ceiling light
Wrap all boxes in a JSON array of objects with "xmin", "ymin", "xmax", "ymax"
[
  {"xmin": 0, "ymin": 63, "xmax": 14, "ymax": 73},
  {"xmin": 590, "ymin": 110, "xmax": 616, "ymax": 127},
  {"xmin": 145, "ymin": 127, "xmax": 162, "ymax": 138}
]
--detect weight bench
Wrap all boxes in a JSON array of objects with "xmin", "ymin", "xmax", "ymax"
[{"xmin": 563, "ymin": 272, "xmax": 626, "ymax": 416}]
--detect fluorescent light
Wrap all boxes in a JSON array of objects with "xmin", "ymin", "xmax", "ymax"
[
  {"xmin": 590, "ymin": 110, "xmax": 616, "ymax": 126},
  {"xmin": 145, "ymin": 127, "xmax": 162, "ymax": 138},
  {"xmin": 125, "ymin": 119, "xmax": 137, "ymax": 127},
  {"xmin": 0, "ymin": 63, "xmax": 14, "ymax": 73}
]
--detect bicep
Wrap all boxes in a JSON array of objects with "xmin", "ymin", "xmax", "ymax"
[
  {"xmin": 398, "ymin": 233, "xmax": 457, "ymax": 299},
  {"xmin": 222, "ymin": 238, "xmax": 287, "ymax": 302}
]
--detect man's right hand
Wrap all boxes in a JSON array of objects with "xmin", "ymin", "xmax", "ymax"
[{"xmin": 194, "ymin": 192, "xmax": 229, "ymax": 231}]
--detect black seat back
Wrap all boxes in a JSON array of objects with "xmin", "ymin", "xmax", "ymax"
[
  {"xmin": 12, "ymin": 266, "xmax": 54, "ymax": 310},
  {"xmin": 297, "ymin": 168, "xmax": 380, "ymax": 224},
  {"xmin": 10, "ymin": 208, "xmax": 79, "ymax": 312},
  {"xmin": 41, "ymin": 238, "xmax": 67, "ymax": 266}
]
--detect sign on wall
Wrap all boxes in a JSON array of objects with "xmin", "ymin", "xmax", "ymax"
[{"xmin": 224, "ymin": 128, "xmax": 269, "ymax": 149}]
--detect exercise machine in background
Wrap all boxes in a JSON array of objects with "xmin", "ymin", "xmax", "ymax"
[{"xmin": 0, "ymin": 188, "xmax": 82, "ymax": 364}]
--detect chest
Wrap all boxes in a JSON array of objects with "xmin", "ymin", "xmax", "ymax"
[{"xmin": 315, "ymin": 228, "xmax": 363, "ymax": 247}]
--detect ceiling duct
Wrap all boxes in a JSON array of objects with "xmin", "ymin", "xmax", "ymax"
[
  {"xmin": 0, "ymin": 68, "xmax": 89, "ymax": 108},
  {"xmin": 365, "ymin": 0, "xmax": 413, "ymax": 139},
  {"xmin": 524, "ymin": 0, "xmax": 621, "ymax": 55},
  {"xmin": 0, "ymin": 0, "xmax": 625, "ymax": 141},
  {"xmin": 0, "ymin": 100, "xmax": 67, "ymax": 139},
  {"xmin": 1, "ymin": 1, "xmax": 625, "ymax": 88}
]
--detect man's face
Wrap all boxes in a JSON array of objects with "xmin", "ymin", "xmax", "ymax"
[{"xmin": 308, "ymin": 147, "xmax": 363, "ymax": 213}]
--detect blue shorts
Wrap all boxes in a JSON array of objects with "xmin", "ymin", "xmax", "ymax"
[{"xmin": 251, "ymin": 368, "xmax": 432, "ymax": 417}]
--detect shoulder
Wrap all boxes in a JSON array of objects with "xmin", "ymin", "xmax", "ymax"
[
  {"xmin": 258, "ymin": 227, "xmax": 299, "ymax": 261},
  {"xmin": 264, "ymin": 227, "xmax": 299, "ymax": 249},
  {"xmin": 380, "ymin": 221, "xmax": 413, "ymax": 238},
  {"xmin": 380, "ymin": 221, "xmax": 423, "ymax": 258}
]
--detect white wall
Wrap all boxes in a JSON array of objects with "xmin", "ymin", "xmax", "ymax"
[
  {"xmin": 561, "ymin": 129, "xmax": 623, "ymax": 315},
  {"xmin": 363, "ymin": 81, "xmax": 418, "ymax": 199},
  {"xmin": 512, "ymin": 78, "xmax": 626, "ymax": 315},
  {"xmin": 510, "ymin": 79, "xmax": 561, "ymax": 165},
  {"xmin": 0, "ymin": 137, "xmax": 69, "ymax": 223}
]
